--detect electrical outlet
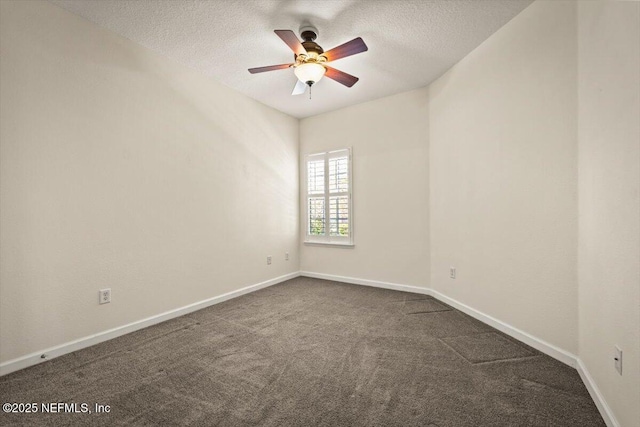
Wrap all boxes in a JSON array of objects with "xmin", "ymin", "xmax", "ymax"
[
  {"xmin": 450, "ymin": 267, "xmax": 456, "ymax": 279},
  {"xmin": 614, "ymin": 346, "xmax": 622, "ymax": 375},
  {"xmin": 99, "ymin": 288, "xmax": 111, "ymax": 305},
  {"xmin": 285, "ymin": 252, "xmax": 289, "ymax": 261},
  {"xmin": 267, "ymin": 256, "xmax": 272, "ymax": 265}
]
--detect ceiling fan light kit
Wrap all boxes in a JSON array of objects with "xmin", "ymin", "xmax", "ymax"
[
  {"xmin": 294, "ymin": 62, "xmax": 326, "ymax": 86},
  {"xmin": 248, "ymin": 26, "xmax": 368, "ymax": 98}
]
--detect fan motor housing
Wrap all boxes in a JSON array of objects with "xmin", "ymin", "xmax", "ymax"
[
  {"xmin": 302, "ymin": 41, "xmax": 324, "ymax": 55},
  {"xmin": 299, "ymin": 26, "xmax": 324, "ymax": 55}
]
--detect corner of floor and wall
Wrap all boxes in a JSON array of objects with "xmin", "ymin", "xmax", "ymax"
[{"xmin": 1, "ymin": 1, "xmax": 638, "ymax": 426}]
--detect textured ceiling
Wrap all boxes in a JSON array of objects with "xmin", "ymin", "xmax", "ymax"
[{"xmin": 50, "ymin": 0, "xmax": 533, "ymax": 119}]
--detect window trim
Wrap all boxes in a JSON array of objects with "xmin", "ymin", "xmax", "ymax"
[{"xmin": 304, "ymin": 148, "xmax": 353, "ymax": 246}]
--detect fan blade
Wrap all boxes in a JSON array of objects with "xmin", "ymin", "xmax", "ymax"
[
  {"xmin": 292, "ymin": 80, "xmax": 307, "ymax": 95},
  {"xmin": 275, "ymin": 30, "xmax": 307, "ymax": 56},
  {"xmin": 323, "ymin": 37, "xmax": 368, "ymax": 62},
  {"xmin": 248, "ymin": 63, "xmax": 292, "ymax": 74},
  {"xmin": 324, "ymin": 66, "xmax": 359, "ymax": 88}
]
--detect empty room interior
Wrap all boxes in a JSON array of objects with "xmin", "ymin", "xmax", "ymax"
[{"xmin": 0, "ymin": 0, "xmax": 639, "ymax": 426}]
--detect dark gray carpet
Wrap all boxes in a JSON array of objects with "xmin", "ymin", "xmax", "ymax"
[{"xmin": 0, "ymin": 277, "xmax": 605, "ymax": 426}]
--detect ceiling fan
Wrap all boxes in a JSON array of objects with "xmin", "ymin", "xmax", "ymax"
[{"xmin": 248, "ymin": 26, "xmax": 368, "ymax": 96}]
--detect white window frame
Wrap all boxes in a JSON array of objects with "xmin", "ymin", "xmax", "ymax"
[{"xmin": 304, "ymin": 148, "xmax": 353, "ymax": 246}]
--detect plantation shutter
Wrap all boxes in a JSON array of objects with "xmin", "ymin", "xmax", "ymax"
[
  {"xmin": 307, "ymin": 153, "xmax": 326, "ymax": 236},
  {"xmin": 305, "ymin": 148, "xmax": 352, "ymax": 245},
  {"xmin": 328, "ymin": 150, "xmax": 350, "ymax": 237}
]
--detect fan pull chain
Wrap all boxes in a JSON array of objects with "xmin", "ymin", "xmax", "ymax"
[{"xmin": 309, "ymin": 84, "xmax": 312, "ymax": 100}]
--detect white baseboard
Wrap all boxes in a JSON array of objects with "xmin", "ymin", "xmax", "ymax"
[
  {"xmin": 0, "ymin": 272, "xmax": 300, "ymax": 377},
  {"xmin": 300, "ymin": 271, "xmax": 432, "ymax": 296},
  {"xmin": 300, "ymin": 271, "xmax": 577, "ymax": 368},
  {"xmin": 428, "ymin": 289, "xmax": 577, "ymax": 368},
  {"xmin": 576, "ymin": 359, "xmax": 619, "ymax": 427}
]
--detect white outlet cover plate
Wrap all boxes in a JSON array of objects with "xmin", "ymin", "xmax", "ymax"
[{"xmin": 99, "ymin": 288, "xmax": 111, "ymax": 304}]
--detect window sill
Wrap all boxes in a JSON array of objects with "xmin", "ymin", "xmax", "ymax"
[{"xmin": 303, "ymin": 241, "xmax": 355, "ymax": 248}]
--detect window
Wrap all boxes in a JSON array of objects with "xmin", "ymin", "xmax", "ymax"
[{"xmin": 305, "ymin": 148, "xmax": 353, "ymax": 245}]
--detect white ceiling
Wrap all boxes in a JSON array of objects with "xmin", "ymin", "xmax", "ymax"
[{"xmin": 50, "ymin": 0, "xmax": 533, "ymax": 119}]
